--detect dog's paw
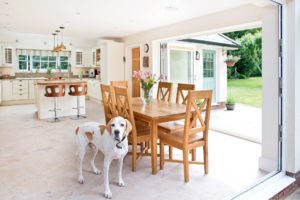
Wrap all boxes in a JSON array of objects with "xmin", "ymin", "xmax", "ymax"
[
  {"xmin": 118, "ymin": 180, "xmax": 125, "ymax": 187},
  {"xmin": 104, "ymin": 191, "xmax": 112, "ymax": 199},
  {"xmin": 93, "ymin": 169, "xmax": 102, "ymax": 175},
  {"xmin": 78, "ymin": 176, "xmax": 84, "ymax": 184}
]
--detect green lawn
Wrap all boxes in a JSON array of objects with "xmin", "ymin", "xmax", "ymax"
[{"xmin": 227, "ymin": 77, "xmax": 262, "ymax": 108}]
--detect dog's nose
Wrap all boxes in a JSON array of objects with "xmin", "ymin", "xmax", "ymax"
[{"xmin": 114, "ymin": 130, "xmax": 120, "ymax": 135}]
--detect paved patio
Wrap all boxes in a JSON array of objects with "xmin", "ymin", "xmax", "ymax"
[{"xmin": 210, "ymin": 104, "xmax": 262, "ymax": 144}]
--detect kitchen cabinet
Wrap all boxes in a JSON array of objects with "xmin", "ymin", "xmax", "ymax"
[
  {"xmin": 12, "ymin": 80, "xmax": 29, "ymax": 100},
  {"xmin": 85, "ymin": 79, "xmax": 102, "ymax": 102},
  {"xmin": 29, "ymin": 80, "xmax": 35, "ymax": 100},
  {"xmin": 2, "ymin": 80, "xmax": 13, "ymax": 101},
  {"xmin": 2, "ymin": 47, "xmax": 13, "ymax": 66}
]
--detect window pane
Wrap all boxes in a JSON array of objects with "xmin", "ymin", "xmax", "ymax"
[
  {"xmin": 49, "ymin": 56, "xmax": 56, "ymax": 61},
  {"xmin": 49, "ymin": 62, "xmax": 56, "ymax": 69},
  {"xmin": 19, "ymin": 61, "xmax": 27, "ymax": 70},
  {"xmin": 33, "ymin": 62, "xmax": 40, "ymax": 69},
  {"xmin": 41, "ymin": 56, "xmax": 48, "ymax": 61},
  {"xmin": 19, "ymin": 55, "xmax": 26, "ymax": 61},
  {"xmin": 41, "ymin": 62, "xmax": 48, "ymax": 69},
  {"xmin": 28, "ymin": 56, "xmax": 30, "ymax": 71},
  {"xmin": 60, "ymin": 56, "xmax": 68, "ymax": 62},
  {"xmin": 33, "ymin": 56, "xmax": 40, "ymax": 61},
  {"xmin": 60, "ymin": 62, "xmax": 68, "ymax": 70}
]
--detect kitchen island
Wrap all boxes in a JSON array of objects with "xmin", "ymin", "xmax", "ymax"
[{"xmin": 36, "ymin": 79, "xmax": 87, "ymax": 120}]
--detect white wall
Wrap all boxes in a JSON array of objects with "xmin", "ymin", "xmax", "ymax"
[{"xmin": 259, "ymin": 5, "xmax": 279, "ymax": 172}]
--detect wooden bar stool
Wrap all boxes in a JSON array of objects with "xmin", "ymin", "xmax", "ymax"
[
  {"xmin": 69, "ymin": 83, "xmax": 87, "ymax": 120},
  {"xmin": 44, "ymin": 85, "xmax": 65, "ymax": 122}
]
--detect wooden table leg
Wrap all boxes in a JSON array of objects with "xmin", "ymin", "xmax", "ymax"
[{"xmin": 150, "ymin": 120, "xmax": 158, "ymax": 174}]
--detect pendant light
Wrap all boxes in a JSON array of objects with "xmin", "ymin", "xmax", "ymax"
[
  {"xmin": 59, "ymin": 26, "xmax": 66, "ymax": 51},
  {"xmin": 51, "ymin": 33, "xmax": 57, "ymax": 53}
]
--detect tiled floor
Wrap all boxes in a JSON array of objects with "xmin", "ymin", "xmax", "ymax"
[
  {"xmin": 210, "ymin": 104, "xmax": 262, "ymax": 144},
  {"xmin": 0, "ymin": 101, "xmax": 267, "ymax": 200}
]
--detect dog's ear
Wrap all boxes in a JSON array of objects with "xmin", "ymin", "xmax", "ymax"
[
  {"xmin": 125, "ymin": 119, "xmax": 132, "ymax": 135},
  {"xmin": 106, "ymin": 119, "xmax": 113, "ymax": 135}
]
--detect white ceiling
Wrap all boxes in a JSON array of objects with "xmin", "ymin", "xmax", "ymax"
[{"xmin": 0, "ymin": 0, "xmax": 270, "ymax": 40}]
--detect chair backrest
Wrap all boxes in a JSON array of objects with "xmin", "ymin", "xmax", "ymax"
[
  {"xmin": 183, "ymin": 90, "xmax": 212, "ymax": 144},
  {"xmin": 114, "ymin": 86, "xmax": 137, "ymax": 137},
  {"xmin": 111, "ymin": 81, "xmax": 129, "ymax": 88},
  {"xmin": 176, "ymin": 83, "xmax": 195, "ymax": 104},
  {"xmin": 156, "ymin": 82, "xmax": 173, "ymax": 102},
  {"xmin": 45, "ymin": 85, "xmax": 65, "ymax": 97},
  {"xmin": 69, "ymin": 84, "xmax": 87, "ymax": 96},
  {"xmin": 100, "ymin": 84, "xmax": 117, "ymax": 124}
]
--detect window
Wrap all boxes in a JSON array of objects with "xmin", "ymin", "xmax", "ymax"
[
  {"xmin": 203, "ymin": 51, "xmax": 215, "ymax": 78},
  {"xmin": 60, "ymin": 56, "xmax": 69, "ymax": 70},
  {"xmin": 18, "ymin": 55, "xmax": 68, "ymax": 72},
  {"xmin": 76, "ymin": 52, "xmax": 82, "ymax": 65},
  {"xmin": 18, "ymin": 55, "xmax": 30, "ymax": 71},
  {"xmin": 5, "ymin": 48, "xmax": 12, "ymax": 64}
]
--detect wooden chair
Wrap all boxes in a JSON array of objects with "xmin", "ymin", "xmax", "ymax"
[
  {"xmin": 156, "ymin": 82, "xmax": 173, "ymax": 102},
  {"xmin": 110, "ymin": 81, "xmax": 128, "ymax": 88},
  {"xmin": 114, "ymin": 86, "xmax": 151, "ymax": 171},
  {"xmin": 100, "ymin": 84, "xmax": 117, "ymax": 124},
  {"xmin": 159, "ymin": 90, "xmax": 212, "ymax": 182},
  {"xmin": 158, "ymin": 83, "xmax": 196, "ymax": 159}
]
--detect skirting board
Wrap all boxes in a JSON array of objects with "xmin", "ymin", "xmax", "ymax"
[{"xmin": 259, "ymin": 156, "xmax": 277, "ymax": 172}]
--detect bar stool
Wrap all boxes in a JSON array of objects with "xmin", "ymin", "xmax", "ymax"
[
  {"xmin": 69, "ymin": 83, "xmax": 87, "ymax": 120},
  {"xmin": 44, "ymin": 85, "xmax": 65, "ymax": 122}
]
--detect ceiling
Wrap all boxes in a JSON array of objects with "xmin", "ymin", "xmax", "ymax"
[{"xmin": 0, "ymin": 0, "xmax": 270, "ymax": 40}]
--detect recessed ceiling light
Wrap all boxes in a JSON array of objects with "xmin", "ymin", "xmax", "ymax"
[
  {"xmin": 165, "ymin": 6, "xmax": 178, "ymax": 11},
  {"xmin": 76, "ymin": 12, "xmax": 80, "ymax": 16},
  {"xmin": 3, "ymin": 2, "xmax": 8, "ymax": 5},
  {"xmin": 4, "ymin": 13, "xmax": 9, "ymax": 16}
]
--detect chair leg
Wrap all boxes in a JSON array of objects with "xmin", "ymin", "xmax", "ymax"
[
  {"xmin": 160, "ymin": 141, "xmax": 164, "ymax": 170},
  {"xmin": 140, "ymin": 142, "xmax": 144, "ymax": 152},
  {"xmin": 145, "ymin": 142, "xmax": 149, "ymax": 154},
  {"xmin": 183, "ymin": 148, "xmax": 189, "ymax": 182},
  {"xmin": 204, "ymin": 145, "xmax": 209, "ymax": 174},
  {"xmin": 191, "ymin": 149, "xmax": 196, "ymax": 161},
  {"xmin": 169, "ymin": 146, "xmax": 173, "ymax": 160},
  {"xmin": 132, "ymin": 141, "xmax": 137, "ymax": 172}
]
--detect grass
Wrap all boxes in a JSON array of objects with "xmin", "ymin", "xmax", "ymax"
[{"xmin": 227, "ymin": 77, "xmax": 262, "ymax": 108}]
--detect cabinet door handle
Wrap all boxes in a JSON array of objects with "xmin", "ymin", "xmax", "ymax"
[
  {"xmin": 19, "ymin": 89, "xmax": 23, "ymax": 91},
  {"xmin": 19, "ymin": 85, "xmax": 22, "ymax": 86}
]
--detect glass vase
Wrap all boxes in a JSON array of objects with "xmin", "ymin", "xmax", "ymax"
[{"xmin": 142, "ymin": 87, "xmax": 152, "ymax": 104}]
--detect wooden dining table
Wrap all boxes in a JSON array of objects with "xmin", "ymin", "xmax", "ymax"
[{"xmin": 131, "ymin": 97, "xmax": 188, "ymax": 174}]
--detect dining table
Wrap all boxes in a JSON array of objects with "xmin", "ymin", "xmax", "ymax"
[{"xmin": 131, "ymin": 97, "xmax": 188, "ymax": 174}]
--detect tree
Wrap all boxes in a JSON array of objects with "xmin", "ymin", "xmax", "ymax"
[{"xmin": 225, "ymin": 29, "xmax": 262, "ymax": 79}]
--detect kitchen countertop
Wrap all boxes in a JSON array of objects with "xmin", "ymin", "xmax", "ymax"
[{"xmin": 37, "ymin": 79, "xmax": 87, "ymax": 86}]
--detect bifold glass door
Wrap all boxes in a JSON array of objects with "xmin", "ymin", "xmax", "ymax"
[{"xmin": 169, "ymin": 49, "xmax": 194, "ymax": 101}]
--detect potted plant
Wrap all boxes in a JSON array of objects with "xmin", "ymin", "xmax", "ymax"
[
  {"xmin": 78, "ymin": 71, "xmax": 83, "ymax": 79},
  {"xmin": 46, "ymin": 67, "xmax": 52, "ymax": 78},
  {"xmin": 132, "ymin": 70, "xmax": 163, "ymax": 104},
  {"xmin": 226, "ymin": 97, "xmax": 235, "ymax": 110},
  {"xmin": 225, "ymin": 55, "xmax": 240, "ymax": 67}
]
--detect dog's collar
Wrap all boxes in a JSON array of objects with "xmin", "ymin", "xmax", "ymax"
[{"xmin": 116, "ymin": 135, "xmax": 126, "ymax": 149}]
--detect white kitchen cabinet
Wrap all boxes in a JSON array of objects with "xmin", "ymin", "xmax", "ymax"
[
  {"xmin": 86, "ymin": 79, "xmax": 101, "ymax": 102},
  {"xmin": 12, "ymin": 80, "xmax": 29, "ymax": 100},
  {"xmin": 2, "ymin": 47, "xmax": 13, "ymax": 66},
  {"xmin": 29, "ymin": 80, "xmax": 35, "ymax": 99},
  {"xmin": 2, "ymin": 80, "xmax": 13, "ymax": 101},
  {"xmin": 100, "ymin": 41, "xmax": 124, "ymax": 84}
]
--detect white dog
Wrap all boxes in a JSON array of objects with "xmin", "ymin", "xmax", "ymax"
[{"xmin": 75, "ymin": 116, "xmax": 132, "ymax": 199}]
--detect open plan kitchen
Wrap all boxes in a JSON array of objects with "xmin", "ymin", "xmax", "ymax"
[
  {"xmin": 0, "ymin": 36, "xmax": 124, "ymax": 121},
  {"xmin": 1, "ymin": 1, "xmax": 299, "ymax": 200}
]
